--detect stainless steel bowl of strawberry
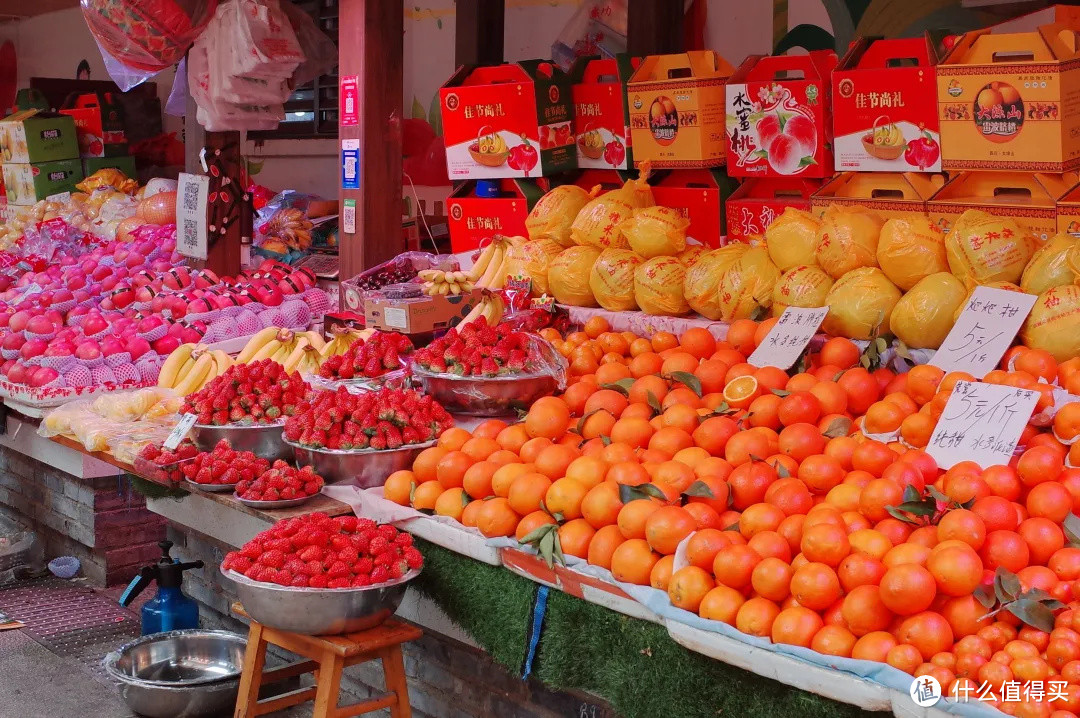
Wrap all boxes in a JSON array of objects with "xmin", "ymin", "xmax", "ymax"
[
  {"xmin": 282, "ymin": 385, "xmax": 453, "ymax": 486},
  {"xmin": 222, "ymin": 513, "xmax": 423, "ymax": 635},
  {"xmin": 234, "ymin": 461, "xmax": 324, "ymax": 507},
  {"xmin": 177, "ymin": 439, "xmax": 271, "ymax": 491}
]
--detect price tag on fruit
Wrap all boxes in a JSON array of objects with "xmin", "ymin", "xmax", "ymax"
[
  {"xmin": 747, "ymin": 306, "xmax": 829, "ymax": 370},
  {"xmin": 163, "ymin": 413, "xmax": 197, "ymax": 451},
  {"xmin": 176, "ymin": 172, "xmax": 209, "ymax": 261},
  {"xmin": 929, "ymin": 286, "xmax": 1036, "ymax": 378},
  {"xmin": 926, "ymin": 381, "xmax": 1039, "ymax": 469}
]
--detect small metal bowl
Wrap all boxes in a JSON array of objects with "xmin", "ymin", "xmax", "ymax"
[
  {"xmin": 412, "ymin": 366, "xmax": 557, "ymax": 416},
  {"xmin": 226, "ymin": 569, "xmax": 418, "ymax": 635},
  {"xmin": 102, "ymin": 629, "xmax": 246, "ymax": 718},
  {"xmin": 193, "ymin": 422, "xmax": 291, "ymax": 462},
  {"xmin": 285, "ymin": 438, "xmax": 434, "ymax": 488},
  {"xmin": 233, "ymin": 493, "xmax": 314, "ymax": 510},
  {"xmin": 183, "ymin": 481, "xmax": 237, "ymax": 494}
]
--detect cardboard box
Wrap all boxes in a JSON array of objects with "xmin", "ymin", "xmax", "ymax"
[
  {"xmin": 59, "ymin": 92, "xmax": 127, "ymax": 158},
  {"xmin": 0, "ymin": 110, "xmax": 78, "ymax": 164},
  {"xmin": 725, "ymin": 177, "xmax": 823, "ymax": 240},
  {"xmin": 725, "ymin": 51, "xmax": 837, "ymax": 178},
  {"xmin": 1056, "ymin": 183, "xmax": 1080, "ymax": 235},
  {"xmin": 628, "ymin": 51, "xmax": 736, "ymax": 168},
  {"xmin": 82, "ymin": 155, "xmax": 136, "ymax": 179},
  {"xmin": 439, "ymin": 61, "xmax": 576, "ymax": 180},
  {"xmin": 571, "ymin": 55, "xmax": 640, "ymax": 170},
  {"xmin": 937, "ymin": 24, "xmax": 1080, "ymax": 172},
  {"xmin": 0, "ymin": 159, "xmax": 83, "ymax": 205},
  {"xmin": 927, "ymin": 171, "xmax": 1077, "ymax": 241},
  {"xmin": 811, "ymin": 172, "xmax": 947, "ymax": 222},
  {"xmin": 650, "ymin": 169, "xmax": 736, "ymax": 248},
  {"xmin": 446, "ymin": 179, "xmax": 546, "ymax": 252},
  {"xmin": 832, "ymin": 37, "xmax": 943, "ymax": 172},
  {"xmin": 363, "ymin": 289, "xmax": 481, "ymax": 334}
]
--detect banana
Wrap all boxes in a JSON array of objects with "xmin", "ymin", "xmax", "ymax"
[
  {"xmin": 236, "ymin": 327, "xmax": 279, "ymax": 363},
  {"xmin": 174, "ymin": 352, "xmax": 214, "ymax": 396},
  {"xmin": 300, "ymin": 331, "xmax": 326, "ymax": 351},
  {"xmin": 282, "ymin": 337, "xmax": 311, "ymax": 373},
  {"xmin": 158, "ymin": 343, "xmax": 196, "ymax": 388},
  {"xmin": 418, "ymin": 269, "xmax": 442, "ymax": 282},
  {"xmin": 485, "ymin": 251, "xmax": 510, "ymax": 290},
  {"xmin": 468, "ymin": 242, "xmax": 497, "ymax": 281},
  {"xmin": 252, "ymin": 339, "xmax": 282, "ymax": 362},
  {"xmin": 437, "ymin": 282, "xmax": 450, "ymax": 295},
  {"xmin": 459, "ymin": 295, "xmax": 490, "ymax": 326},
  {"xmin": 482, "ymin": 293, "xmax": 505, "ymax": 325},
  {"xmin": 211, "ymin": 350, "xmax": 233, "ymax": 375},
  {"xmin": 476, "ymin": 242, "xmax": 506, "ymax": 288}
]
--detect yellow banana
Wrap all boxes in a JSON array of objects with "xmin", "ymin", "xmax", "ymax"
[
  {"xmin": 301, "ymin": 331, "xmax": 326, "ymax": 352},
  {"xmin": 282, "ymin": 337, "xmax": 311, "ymax": 373},
  {"xmin": 476, "ymin": 242, "xmax": 506, "ymax": 288},
  {"xmin": 236, "ymin": 327, "xmax": 279, "ymax": 363},
  {"xmin": 252, "ymin": 339, "xmax": 282, "ymax": 362},
  {"xmin": 174, "ymin": 352, "xmax": 213, "ymax": 396},
  {"xmin": 211, "ymin": 350, "xmax": 233, "ymax": 375},
  {"xmin": 468, "ymin": 242, "xmax": 497, "ymax": 281},
  {"xmin": 158, "ymin": 343, "xmax": 195, "ymax": 388},
  {"xmin": 459, "ymin": 295, "xmax": 489, "ymax": 326},
  {"xmin": 486, "ymin": 252, "xmax": 510, "ymax": 290}
]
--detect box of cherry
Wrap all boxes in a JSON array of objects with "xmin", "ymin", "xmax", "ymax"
[
  {"xmin": 134, "ymin": 440, "xmax": 199, "ymax": 484},
  {"xmin": 221, "ymin": 512, "xmax": 423, "ymax": 588},
  {"xmin": 182, "ymin": 359, "xmax": 312, "ymax": 426},
  {"xmin": 175, "ymin": 439, "xmax": 271, "ymax": 491},
  {"xmin": 234, "ymin": 460, "xmax": 325, "ymax": 505}
]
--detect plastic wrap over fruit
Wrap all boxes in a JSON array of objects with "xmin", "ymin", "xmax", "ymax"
[
  {"xmin": 548, "ymin": 246, "xmax": 602, "ymax": 306},
  {"xmin": 526, "ymin": 185, "xmax": 595, "ymax": 247},
  {"xmin": 822, "ymin": 267, "xmax": 902, "ymax": 340},
  {"xmin": 889, "ymin": 273, "xmax": 966, "ymax": 349},
  {"xmin": 716, "ymin": 247, "xmax": 781, "ymax": 322},
  {"xmin": 76, "ymin": 168, "xmax": 138, "ymax": 195},
  {"xmin": 90, "ymin": 386, "xmax": 178, "ymax": 422},
  {"xmin": 505, "ymin": 239, "xmax": 563, "ymax": 296},
  {"xmin": 683, "ymin": 245, "xmax": 749, "ymax": 320},
  {"xmin": 634, "ymin": 256, "xmax": 689, "ymax": 316},
  {"xmin": 946, "ymin": 210, "xmax": 1035, "ymax": 286},
  {"xmin": 569, "ymin": 168, "xmax": 654, "ymax": 249},
  {"xmin": 590, "ymin": 248, "xmax": 643, "ymax": 312},
  {"xmin": 765, "ymin": 207, "xmax": 821, "ymax": 271},
  {"xmin": 619, "ymin": 205, "xmax": 689, "ymax": 259},
  {"xmin": 876, "ymin": 217, "xmax": 948, "ymax": 291},
  {"xmin": 1021, "ymin": 284, "xmax": 1080, "ymax": 362},
  {"xmin": 1021, "ymin": 233, "xmax": 1078, "ymax": 296},
  {"xmin": 815, "ymin": 205, "xmax": 884, "ymax": 279},
  {"xmin": 771, "ymin": 264, "xmax": 834, "ymax": 316},
  {"xmin": 677, "ymin": 244, "xmax": 709, "ymax": 267}
]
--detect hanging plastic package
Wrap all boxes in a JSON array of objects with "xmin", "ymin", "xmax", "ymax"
[
  {"xmin": 548, "ymin": 246, "xmax": 602, "ymax": 306},
  {"xmin": 945, "ymin": 209, "xmax": 1035, "ymax": 286},
  {"xmin": 619, "ymin": 205, "xmax": 689, "ymax": 259},
  {"xmin": 715, "ymin": 247, "xmax": 780, "ymax": 322},
  {"xmin": 569, "ymin": 166, "xmax": 654, "ymax": 249},
  {"xmin": 771, "ymin": 264, "xmax": 834, "ymax": 316},
  {"xmin": 1021, "ymin": 284, "xmax": 1080, "ymax": 363},
  {"xmin": 634, "ymin": 256, "xmax": 689, "ymax": 316},
  {"xmin": 1020, "ymin": 233, "xmax": 1078, "ymax": 296}
]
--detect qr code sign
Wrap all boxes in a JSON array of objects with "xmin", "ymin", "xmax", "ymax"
[
  {"xmin": 175, "ymin": 172, "xmax": 208, "ymax": 259},
  {"xmin": 182, "ymin": 218, "xmax": 199, "ymax": 250},
  {"xmin": 183, "ymin": 181, "xmax": 200, "ymax": 212}
]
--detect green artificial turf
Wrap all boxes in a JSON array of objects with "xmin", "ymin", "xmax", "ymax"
[{"xmin": 127, "ymin": 474, "xmax": 189, "ymax": 500}]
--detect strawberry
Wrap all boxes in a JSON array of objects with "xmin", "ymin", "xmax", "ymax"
[{"xmin": 370, "ymin": 566, "xmax": 390, "ymax": 584}]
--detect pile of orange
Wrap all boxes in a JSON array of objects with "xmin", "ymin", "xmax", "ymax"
[{"xmin": 384, "ymin": 317, "xmax": 1080, "ymax": 716}]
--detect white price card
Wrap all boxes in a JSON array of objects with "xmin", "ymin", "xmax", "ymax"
[
  {"xmin": 163, "ymin": 413, "xmax": 197, "ymax": 451},
  {"xmin": 747, "ymin": 306, "xmax": 829, "ymax": 370},
  {"xmin": 929, "ymin": 286, "xmax": 1036, "ymax": 378},
  {"xmin": 176, "ymin": 172, "xmax": 209, "ymax": 260},
  {"xmin": 926, "ymin": 380, "xmax": 1039, "ymax": 469}
]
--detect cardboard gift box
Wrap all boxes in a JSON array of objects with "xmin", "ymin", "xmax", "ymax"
[
  {"xmin": 725, "ymin": 51, "xmax": 837, "ymax": 178},
  {"xmin": 832, "ymin": 37, "xmax": 943, "ymax": 172},
  {"xmin": 627, "ymin": 51, "xmax": 736, "ymax": 169},
  {"xmin": 362, "ymin": 290, "xmax": 481, "ymax": 335},
  {"xmin": 725, "ymin": 177, "xmax": 823, "ymax": 240},
  {"xmin": 650, "ymin": 169, "xmax": 736, "ymax": 248},
  {"xmin": 571, "ymin": 55, "xmax": 640, "ymax": 170},
  {"xmin": 0, "ymin": 110, "xmax": 79, "ymax": 164},
  {"xmin": 1, "ymin": 159, "xmax": 83, "ymax": 205},
  {"xmin": 439, "ymin": 61, "xmax": 576, "ymax": 180},
  {"xmin": 811, "ymin": 172, "xmax": 947, "ymax": 222},
  {"xmin": 446, "ymin": 179, "xmax": 546, "ymax": 252},
  {"xmin": 927, "ymin": 170, "xmax": 1078, "ymax": 241},
  {"xmin": 59, "ymin": 92, "xmax": 128, "ymax": 158}
]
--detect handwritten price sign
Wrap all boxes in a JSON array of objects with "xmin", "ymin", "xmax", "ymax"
[
  {"xmin": 747, "ymin": 306, "xmax": 829, "ymax": 370},
  {"xmin": 930, "ymin": 286, "xmax": 1036, "ymax": 378},
  {"xmin": 926, "ymin": 381, "xmax": 1039, "ymax": 469}
]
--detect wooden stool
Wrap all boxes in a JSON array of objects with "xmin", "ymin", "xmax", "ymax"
[{"xmin": 232, "ymin": 602, "xmax": 422, "ymax": 718}]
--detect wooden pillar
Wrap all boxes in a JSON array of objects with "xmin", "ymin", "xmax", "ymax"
[
  {"xmin": 455, "ymin": 0, "xmax": 505, "ymax": 66},
  {"xmin": 338, "ymin": 0, "xmax": 404, "ymax": 282},
  {"xmin": 627, "ymin": 0, "xmax": 685, "ymax": 56}
]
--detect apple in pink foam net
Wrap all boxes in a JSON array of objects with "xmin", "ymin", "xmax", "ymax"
[
  {"xmin": 75, "ymin": 341, "xmax": 101, "ymax": 361},
  {"xmin": 30, "ymin": 367, "xmax": 59, "ymax": 387},
  {"xmin": 25, "ymin": 315, "xmax": 56, "ymax": 335},
  {"xmin": 783, "ymin": 113, "xmax": 818, "ymax": 156},
  {"xmin": 82, "ymin": 313, "xmax": 109, "ymax": 336},
  {"xmin": 8, "ymin": 311, "xmax": 32, "ymax": 333},
  {"xmin": 100, "ymin": 337, "xmax": 125, "ymax": 357},
  {"xmin": 7, "ymin": 363, "xmax": 29, "ymax": 384},
  {"xmin": 2, "ymin": 333, "xmax": 25, "ymax": 351},
  {"xmin": 20, "ymin": 339, "xmax": 47, "ymax": 360},
  {"xmin": 153, "ymin": 335, "xmax": 181, "ymax": 355},
  {"xmin": 45, "ymin": 341, "xmax": 74, "ymax": 357},
  {"xmin": 126, "ymin": 337, "xmax": 151, "ymax": 360}
]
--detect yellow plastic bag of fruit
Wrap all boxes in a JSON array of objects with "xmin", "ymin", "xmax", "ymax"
[
  {"xmin": 505, "ymin": 238, "xmax": 564, "ymax": 296},
  {"xmin": 772, "ymin": 264, "xmax": 834, "ymax": 316},
  {"xmin": 876, "ymin": 217, "xmax": 949, "ymax": 291},
  {"xmin": 889, "ymin": 273, "xmax": 966, "ymax": 349},
  {"xmin": 765, "ymin": 208, "xmax": 821, "ymax": 271},
  {"xmin": 1021, "ymin": 233, "xmax": 1078, "ymax": 295},
  {"xmin": 822, "ymin": 267, "xmax": 901, "ymax": 340},
  {"xmin": 716, "ymin": 247, "xmax": 781, "ymax": 322},
  {"xmin": 677, "ymin": 244, "xmax": 709, "ymax": 267},
  {"xmin": 590, "ymin": 248, "xmax": 643, "ymax": 312},
  {"xmin": 570, "ymin": 167, "xmax": 654, "ymax": 249},
  {"xmin": 619, "ymin": 205, "xmax": 689, "ymax": 259},
  {"xmin": 525, "ymin": 185, "xmax": 595, "ymax": 247},
  {"xmin": 816, "ymin": 205, "xmax": 884, "ymax": 279},
  {"xmin": 946, "ymin": 210, "xmax": 1035, "ymax": 286},
  {"xmin": 548, "ymin": 246, "xmax": 602, "ymax": 306},
  {"xmin": 1021, "ymin": 284, "xmax": 1080, "ymax": 362},
  {"xmin": 683, "ymin": 245, "xmax": 749, "ymax": 320},
  {"xmin": 634, "ymin": 256, "xmax": 689, "ymax": 315}
]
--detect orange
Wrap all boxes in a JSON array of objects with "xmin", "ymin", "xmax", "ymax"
[
  {"xmin": 752, "ymin": 317, "xmax": 779, "ymax": 347},
  {"xmin": 413, "ymin": 446, "xmax": 449, "ymax": 483},
  {"xmin": 979, "ymin": 530, "xmax": 1029, "ymax": 574},
  {"xmin": 383, "ymin": 470, "xmax": 415, "ymax": 505},
  {"xmin": 712, "ymin": 544, "xmax": 763, "ymax": 591},
  {"xmin": 851, "ymin": 440, "xmax": 897, "ymax": 477},
  {"xmin": 533, "ymin": 444, "xmax": 580, "ymax": 480},
  {"xmin": 661, "ymin": 404, "xmax": 700, "ymax": 434},
  {"xmin": 587, "ymin": 524, "xmax": 625, "ymax": 569},
  {"xmin": 897, "ymin": 611, "xmax": 955, "ymax": 661},
  {"xmin": 460, "ymin": 498, "xmax": 484, "ymax": 528},
  {"xmin": 735, "ymin": 596, "xmax": 781, "ymax": 638},
  {"xmin": 936, "ymin": 509, "xmax": 986, "ymax": 551},
  {"xmin": 693, "ymin": 416, "xmax": 740, "ymax": 455},
  {"xmin": 797, "ymin": 454, "xmax": 846, "ymax": 495},
  {"xmin": 858, "ymin": 478, "xmax": 904, "ymax": 523},
  {"xmin": 649, "ymin": 554, "xmax": 675, "ymax": 591},
  {"xmin": 825, "ymin": 435, "xmax": 858, "ymax": 470},
  {"xmin": 544, "ymin": 478, "xmax": 589, "ymax": 520},
  {"xmin": 683, "ymin": 502, "xmax": 722, "ymax": 530},
  {"xmin": 434, "ymin": 488, "xmax": 469, "ymax": 520},
  {"xmin": 519, "ymin": 437, "xmax": 553, "ymax": 464},
  {"xmin": 564, "ymin": 455, "xmax": 608, "ymax": 490},
  {"xmin": 684, "ymin": 528, "xmax": 728, "ymax": 570},
  {"xmin": 461, "ymin": 436, "xmax": 500, "ymax": 463},
  {"xmin": 725, "ymin": 430, "xmax": 774, "ymax": 469},
  {"xmin": 863, "ymin": 400, "xmax": 907, "ymax": 435},
  {"xmin": 616, "ymin": 498, "xmax": 662, "ymax": 540},
  {"xmin": 1020, "ymin": 517, "xmax": 1066, "ymax": 566},
  {"xmin": 842, "ymin": 584, "xmax": 894, "ymax": 636},
  {"xmin": 800, "ymin": 523, "xmax": 850, "ymax": 567},
  {"xmin": 610, "ymin": 538, "xmax": 659, "ymax": 585},
  {"xmin": 847, "ymin": 528, "xmax": 892, "ymax": 560},
  {"xmin": 437, "ymin": 427, "xmax": 472, "ymax": 451},
  {"xmin": 651, "ymin": 331, "xmax": 679, "ymax": 353},
  {"xmin": 580, "ymin": 481, "xmax": 624, "ymax": 529},
  {"xmin": 728, "ymin": 461, "xmax": 779, "ymax": 510},
  {"xmin": 557, "ymin": 519, "xmax": 596, "ymax": 559},
  {"xmin": 1017, "ymin": 445, "xmax": 1065, "ymax": 487},
  {"xmin": 747, "ymin": 530, "xmax": 792, "ymax": 562},
  {"xmin": 725, "ymin": 319, "xmax": 758, "ymax": 355},
  {"xmin": 699, "ymin": 585, "xmax": 746, "ymax": 624},
  {"xmin": 813, "ymin": 625, "xmax": 858, "ymax": 657},
  {"xmin": 771, "ymin": 606, "xmax": 824, "ymax": 648},
  {"xmin": 777, "ymin": 422, "xmax": 827, "ymax": 462},
  {"xmin": 789, "ymin": 561, "xmax": 841, "ymax": 611},
  {"xmin": 660, "ymin": 351, "xmax": 699, "ymax": 376},
  {"xmin": 524, "ymin": 397, "xmax": 571, "ymax": 440},
  {"xmin": 722, "ymin": 375, "xmax": 760, "ymax": 410},
  {"xmin": 595, "ymin": 362, "xmax": 631, "ymax": 386},
  {"xmin": 777, "ymin": 392, "xmax": 822, "ymax": 426},
  {"xmin": 904, "ymin": 365, "xmax": 945, "ymax": 406},
  {"xmin": 507, "ymin": 472, "xmax": 553, "ymax": 516},
  {"xmin": 764, "ymin": 477, "xmax": 814, "ymax": 516},
  {"xmin": 886, "ymin": 644, "xmax": 924, "ymax": 674},
  {"xmin": 751, "ymin": 556, "xmax": 794, "ymax": 602},
  {"xmin": 838, "ymin": 553, "xmax": 886, "ymax": 591},
  {"xmin": 927, "ymin": 545, "xmax": 982, "ymax": 597},
  {"xmin": 476, "ymin": 497, "xmax": 520, "ymax": 538},
  {"xmin": 435, "ymin": 450, "xmax": 474, "ymax": 489},
  {"xmin": 687, "ymin": 473, "xmax": 731, "ymax": 515},
  {"xmin": 1027, "ymin": 481, "xmax": 1072, "ymax": 524},
  {"xmin": 879, "ymin": 564, "xmax": 936, "ymax": 615},
  {"xmin": 610, "ymin": 417, "xmax": 654, "ymax": 449},
  {"xmin": 583, "ymin": 315, "xmax": 610, "ymax": 338},
  {"xmin": 820, "ymin": 337, "xmax": 860, "ymax": 369},
  {"xmin": 668, "ymin": 566, "xmax": 715, "ymax": 612},
  {"xmin": 628, "ymin": 352, "xmax": 664, "ymax": 378},
  {"xmin": 648, "ymin": 427, "xmax": 695, "ymax": 457},
  {"xmin": 694, "ymin": 359, "xmax": 731, "ymax": 395},
  {"xmin": 746, "ymin": 393, "xmax": 783, "ymax": 430},
  {"xmin": 562, "ymin": 381, "xmax": 597, "ymax": 416},
  {"xmin": 809, "ymin": 381, "xmax": 848, "ymax": 416},
  {"xmin": 837, "ymin": 367, "xmax": 880, "ymax": 415},
  {"xmin": 653, "ymin": 460, "xmax": 696, "ymax": 492},
  {"xmin": 644, "ymin": 506, "xmax": 697, "ymax": 555},
  {"xmin": 461, "ymin": 461, "xmax": 498, "ymax": 499},
  {"xmin": 851, "ymin": 631, "xmax": 898, "ymax": 662},
  {"xmin": 471, "ymin": 419, "xmax": 508, "ymax": 441},
  {"xmin": 785, "ymin": 372, "xmax": 819, "ymax": 392},
  {"xmin": 1015, "ymin": 347, "xmax": 1058, "ymax": 382},
  {"xmin": 1054, "ymin": 402, "xmax": 1080, "ymax": 444},
  {"xmin": 496, "ymin": 424, "xmax": 530, "ymax": 453},
  {"xmin": 491, "ymin": 462, "xmax": 532, "ymax": 497},
  {"xmin": 584, "ymin": 388, "xmax": 629, "ymax": 419},
  {"xmin": 515, "ymin": 509, "xmax": 557, "ymax": 541},
  {"xmin": 410, "ymin": 480, "xmax": 444, "ymax": 510}
]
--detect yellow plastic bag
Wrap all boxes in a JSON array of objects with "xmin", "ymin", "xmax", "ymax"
[
  {"xmin": 816, "ymin": 205, "xmax": 884, "ymax": 279},
  {"xmin": 889, "ymin": 273, "xmax": 966, "ymax": 349},
  {"xmin": 765, "ymin": 208, "xmax": 821, "ymax": 271},
  {"xmin": 772, "ymin": 265, "xmax": 834, "ymax": 316},
  {"xmin": 619, "ymin": 205, "xmax": 689, "ymax": 258},
  {"xmin": 683, "ymin": 245, "xmax": 749, "ymax": 320},
  {"xmin": 1021, "ymin": 284, "xmax": 1080, "ymax": 362},
  {"xmin": 677, "ymin": 244, "xmax": 709, "ymax": 267},
  {"xmin": 634, "ymin": 256, "xmax": 689, "ymax": 316},
  {"xmin": 1021, "ymin": 233, "xmax": 1078, "ymax": 295},
  {"xmin": 505, "ymin": 239, "xmax": 564, "ymax": 296},
  {"xmin": 876, "ymin": 217, "xmax": 949, "ymax": 291},
  {"xmin": 822, "ymin": 267, "xmax": 901, "ymax": 340},
  {"xmin": 945, "ymin": 210, "xmax": 1035, "ymax": 286},
  {"xmin": 525, "ymin": 185, "xmax": 595, "ymax": 247},
  {"xmin": 590, "ymin": 248, "xmax": 643, "ymax": 312},
  {"xmin": 548, "ymin": 246, "xmax": 602, "ymax": 306},
  {"xmin": 716, "ymin": 247, "xmax": 781, "ymax": 322},
  {"xmin": 570, "ymin": 170, "xmax": 654, "ymax": 249}
]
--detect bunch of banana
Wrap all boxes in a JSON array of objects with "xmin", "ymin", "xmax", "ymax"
[
  {"xmin": 458, "ymin": 292, "xmax": 506, "ymax": 327},
  {"xmin": 282, "ymin": 338, "xmax": 324, "ymax": 374},
  {"xmin": 473, "ymin": 235, "xmax": 523, "ymax": 290},
  {"xmin": 319, "ymin": 326, "xmax": 371, "ymax": 359},
  {"xmin": 158, "ymin": 345, "xmax": 235, "ymax": 395},
  {"xmin": 235, "ymin": 328, "xmax": 322, "ymax": 364},
  {"xmin": 418, "ymin": 269, "xmax": 475, "ymax": 296}
]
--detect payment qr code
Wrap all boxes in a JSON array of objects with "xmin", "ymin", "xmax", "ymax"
[
  {"xmin": 182, "ymin": 181, "xmax": 200, "ymax": 212},
  {"xmin": 182, "ymin": 218, "xmax": 199, "ymax": 249}
]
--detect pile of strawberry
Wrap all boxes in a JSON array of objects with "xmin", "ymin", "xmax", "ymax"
[
  {"xmin": 283, "ymin": 385, "xmax": 452, "ymax": 451},
  {"xmin": 319, "ymin": 331, "xmax": 414, "ymax": 380},
  {"xmin": 182, "ymin": 359, "xmax": 312, "ymax": 426},
  {"xmin": 176, "ymin": 439, "xmax": 270, "ymax": 487},
  {"xmin": 412, "ymin": 317, "xmax": 537, "ymax": 376},
  {"xmin": 136, "ymin": 441, "xmax": 199, "ymax": 482},
  {"xmin": 235, "ymin": 460, "xmax": 324, "ymax": 502},
  {"xmin": 221, "ymin": 512, "xmax": 422, "ymax": 588}
]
